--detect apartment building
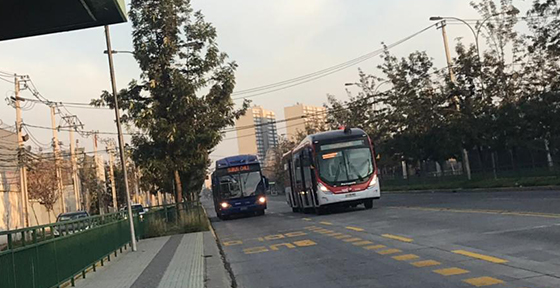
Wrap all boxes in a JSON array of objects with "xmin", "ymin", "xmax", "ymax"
[
  {"xmin": 284, "ymin": 103, "xmax": 327, "ymax": 140},
  {"xmin": 235, "ymin": 106, "xmax": 279, "ymax": 162}
]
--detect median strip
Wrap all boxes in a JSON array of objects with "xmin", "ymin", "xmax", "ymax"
[
  {"xmin": 382, "ymin": 234, "xmax": 413, "ymax": 243},
  {"xmin": 452, "ymin": 250, "xmax": 508, "ymax": 264}
]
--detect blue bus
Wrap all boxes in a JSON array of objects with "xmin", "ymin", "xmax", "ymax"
[{"xmin": 211, "ymin": 155, "xmax": 268, "ymax": 220}]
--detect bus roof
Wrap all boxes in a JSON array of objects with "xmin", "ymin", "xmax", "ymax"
[
  {"xmin": 309, "ymin": 128, "xmax": 367, "ymax": 142},
  {"xmin": 216, "ymin": 154, "xmax": 259, "ymax": 169}
]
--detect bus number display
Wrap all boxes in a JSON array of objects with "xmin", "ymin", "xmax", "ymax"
[{"xmin": 227, "ymin": 165, "xmax": 250, "ymax": 173}]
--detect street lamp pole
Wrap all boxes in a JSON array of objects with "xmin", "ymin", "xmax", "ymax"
[{"xmin": 103, "ymin": 25, "xmax": 137, "ymax": 252}]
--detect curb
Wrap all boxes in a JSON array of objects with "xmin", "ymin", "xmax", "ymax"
[
  {"xmin": 383, "ymin": 185, "xmax": 560, "ymax": 194},
  {"xmin": 201, "ymin": 206, "xmax": 238, "ymax": 288}
]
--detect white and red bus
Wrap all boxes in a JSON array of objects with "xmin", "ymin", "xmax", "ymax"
[{"xmin": 282, "ymin": 127, "xmax": 380, "ymax": 214}]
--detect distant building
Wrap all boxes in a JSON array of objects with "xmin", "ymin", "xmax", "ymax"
[
  {"xmin": 284, "ymin": 103, "xmax": 327, "ymax": 140},
  {"xmin": 235, "ymin": 106, "xmax": 279, "ymax": 162}
]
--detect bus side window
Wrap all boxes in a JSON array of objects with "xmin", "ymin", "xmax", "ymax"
[{"xmin": 294, "ymin": 153, "xmax": 302, "ymax": 189}]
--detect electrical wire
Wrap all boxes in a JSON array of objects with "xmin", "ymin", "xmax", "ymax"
[{"xmin": 230, "ymin": 23, "xmax": 437, "ymax": 99}]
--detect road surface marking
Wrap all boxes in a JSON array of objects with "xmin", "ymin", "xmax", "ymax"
[
  {"xmin": 463, "ymin": 276, "xmax": 504, "ymax": 287},
  {"xmin": 302, "ymin": 218, "xmax": 312, "ymax": 221},
  {"xmin": 377, "ymin": 249, "xmax": 402, "ymax": 255},
  {"xmin": 285, "ymin": 231, "xmax": 307, "ymax": 237},
  {"xmin": 364, "ymin": 245, "xmax": 386, "ymax": 250},
  {"xmin": 346, "ymin": 226, "xmax": 365, "ymax": 232},
  {"xmin": 382, "ymin": 234, "xmax": 413, "ymax": 243},
  {"xmin": 352, "ymin": 241, "xmax": 374, "ymax": 246},
  {"xmin": 293, "ymin": 240, "xmax": 317, "ymax": 247},
  {"xmin": 223, "ymin": 240, "xmax": 242, "ymax": 246},
  {"xmin": 304, "ymin": 226, "xmax": 320, "ymax": 229},
  {"xmin": 316, "ymin": 230, "xmax": 334, "ymax": 234},
  {"xmin": 452, "ymin": 250, "xmax": 508, "ymax": 264},
  {"xmin": 244, "ymin": 246, "xmax": 269, "ymax": 254},
  {"xmin": 392, "ymin": 254, "xmax": 420, "ymax": 261},
  {"xmin": 411, "ymin": 260, "xmax": 441, "ymax": 267},
  {"xmin": 389, "ymin": 206, "xmax": 560, "ymax": 219},
  {"xmin": 343, "ymin": 237, "xmax": 362, "ymax": 242},
  {"xmin": 333, "ymin": 234, "xmax": 352, "ymax": 239},
  {"xmin": 270, "ymin": 243, "xmax": 296, "ymax": 251},
  {"xmin": 433, "ymin": 267, "xmax": 470, "ymax": 276},
  {"xmin": 264, "ymin": 234, "xmax": 285, "ymax": 241},
  {"xmin": 320, "ymin": 221, "xmax": 333, "ymax": 225}
]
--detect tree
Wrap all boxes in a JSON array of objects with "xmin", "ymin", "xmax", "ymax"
[
  {"xmin": 93, "ymin": 0, "xmax": 249, "ymax": 203},
  {"xmin": 78, "ymin": 156, "xmax": 106, "ymax": 214},
  {"xmin": 27, "ymin": 158, "xmax": 59, "ymax": 223}
]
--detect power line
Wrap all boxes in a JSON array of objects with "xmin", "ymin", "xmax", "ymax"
[
  {"xmin": 230, "ymin": 23, "xmax": 437, "ymax": 100},
  {"xmin": 22, "ymin": 123, "xmax": 142, "ymax": 136}
]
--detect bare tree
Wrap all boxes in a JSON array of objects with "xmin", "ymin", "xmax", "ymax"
[{"xmin": 27, "ymin": 158, "xmax": 59, "ymax": 223}]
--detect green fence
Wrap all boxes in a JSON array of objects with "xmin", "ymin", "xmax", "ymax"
[{"xmin": 0, "ymin": 202, "xmax": 203, "ymax": 288}]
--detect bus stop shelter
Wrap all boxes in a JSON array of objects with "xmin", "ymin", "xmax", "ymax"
[{"xmin": 0, "ymin": 0, "xmax": 127, "ymax": 41}]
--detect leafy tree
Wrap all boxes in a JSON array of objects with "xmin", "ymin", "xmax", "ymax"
[{"xmin": 94, "ymin": 0, "xmax": 249, "ymax": 203}]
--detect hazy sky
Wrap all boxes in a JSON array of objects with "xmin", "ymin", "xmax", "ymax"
[{"xmin": 0, "ymin": 0, "xmax": 532, "ymax": 163}]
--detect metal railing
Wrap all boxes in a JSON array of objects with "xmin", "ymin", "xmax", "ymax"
[{"xmin": 0, "ymin": 202, "xmax": 204, "ymax": 288}]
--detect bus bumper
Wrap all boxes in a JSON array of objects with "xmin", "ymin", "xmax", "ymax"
[
  {"xmin": 318, "ymin": 184, "xmax": 380, "ymax": 206},
  {"xmin": 219, "ymin": 203, "xmax": 267, "ymax": 216}
]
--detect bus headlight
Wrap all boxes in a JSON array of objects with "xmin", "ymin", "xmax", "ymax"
[
  {"xmin": 258, "ymin": 196, "xmax": 266, "ymax": 204},
  {"xmin": 318, "ymin": 183, "xmax": 332, "ymax": 195},
  {"xmin": 220, "ymin": 202, "xmax": 229, "ymax": 209},
  {"xmin": 368, "ymin": 175, "xmax": 378, "ymax": 187}
]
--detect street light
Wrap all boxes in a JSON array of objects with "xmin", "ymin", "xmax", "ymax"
[
  {"xmin": 103, "ymin": 25, "xmax": 137, "ymax": 252},
  {"xmin": 103, "ymin": 50, "xmax": 134, "ymax": 55},
  {"xmin": 430, "ymin": 8, "xmax": 519, "ymax": 61}
]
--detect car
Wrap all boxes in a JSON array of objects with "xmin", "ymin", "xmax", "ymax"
[
  {"xmin": 121, "ymin": 204, "xmax": 147, "ymax": 219},
  {"xmin": 53, "ymin": 211, "xmax": 90, "ymax": 236}
]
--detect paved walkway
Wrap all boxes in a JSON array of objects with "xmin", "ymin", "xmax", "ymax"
[{"xmin": 74, "ymin": 232, "xmax": 206, "ymax": 288}]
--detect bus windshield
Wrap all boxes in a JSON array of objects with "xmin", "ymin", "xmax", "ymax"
[
  {"xmin": 317, "ymin": 140, "xmax": 373, "ymax": 186},
  {"xmin": 219, "ymin": 171, "xmax": 262, "ymax": 199}
]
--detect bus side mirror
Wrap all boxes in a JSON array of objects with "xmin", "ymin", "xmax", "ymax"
[{"xmin": 263, "ymin": 176, "xmax": 269, "ymax": 189}]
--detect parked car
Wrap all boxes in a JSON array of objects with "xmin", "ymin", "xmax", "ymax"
[
  {"xmin": 121, "ymin": 204, "xmax": 147, "ymax": 219},
  {"xmin": 53, "ymin": 211, "xmax": 90, "ymax": 236}
]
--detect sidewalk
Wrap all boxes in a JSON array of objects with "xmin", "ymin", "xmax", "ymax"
[{"xmin": 72, "ymin": 231, "xmax": 229, "ymax": 288}]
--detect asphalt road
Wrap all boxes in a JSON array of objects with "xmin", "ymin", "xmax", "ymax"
[{"xmin": 202, "ymin": 190, "xmax": 560, "ymax": 288}]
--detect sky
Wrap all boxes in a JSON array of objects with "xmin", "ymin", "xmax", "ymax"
[{"xmin": 0, "ymin": 0, "xmax": 533, "ymax": 164}]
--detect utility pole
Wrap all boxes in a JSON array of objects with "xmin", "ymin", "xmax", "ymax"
[
  {"xmin": 107, "ymin": 142, "xmax": 118, "ymax": 211},
  {"xmin": 104, "ymin": 25, "xmax": 137, "ymax": 251},
  {"xmin": 62, "ymin": 115, "xmax": 81, "ymax": 210},
  {"xmin": 50, "ymin": 106, "xmax": 66, "ymax": 213},
  {"xmin": 14, "ymin": 76, "xmax": 30, "ymax": 227},
  {"xmin": 437, "ymin": 20, "xmax": 472, "ymax": 181}
]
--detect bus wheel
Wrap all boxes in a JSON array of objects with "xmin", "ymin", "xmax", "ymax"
[
  {"xmin": 364, "ymin": 199, "xmax": 373, "ymax": 209},
  {"xmin": 292, "ymin": 207, "xmax": 299, "ymax": 213}
]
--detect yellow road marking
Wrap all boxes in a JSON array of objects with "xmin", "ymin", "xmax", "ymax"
[
  {"xmin": 244, "ymin": 246, "xmax": 269, "ymax": 254},
  {"xmin": 316, "ymin": 230, "xmax": 334, "ymax": 234},
  {"xmin": 346, "ymin": 226, "xmax": 365, "ymax": 232},
  {"xmin": 320, "ymin": 221, "xmax": 333, "ymax": 225},
  {"xmin": 411, "ymin": 260, "xmax": 441, "ymax": 267},
  {"xmin": 382, "ymin": 234, "xmax": 413, "ymax": 243},
  {"xmin": 293, "ymin": 239, "xmax": 317, "ymax": 247},
  {"xmin": 223, "ymin": 240, "xmax": 243, "ymax": 246},
  {"xmin": 257, "ymin": 237, "xmax": 265, "ymax": 242},
  {"xmin": 377, "ymin": 249, "xmax": 402, "ymax": 255},
  {"xmin": 352, "ymin": 241, "xmax": 374, "ymax": 246},
  {"xmin": 392, "ymin": 254, "xmax": 420, "ymax": 261},
  {"xmin": 433, "ymin": 267, "xmax": 470, "ymax": 276},
  {"xmin": 285, "ymin": 231, "xmax": 307, "ymax": 237},
  {"xmin": 364, "ymin": 244, "xmax": 386, "ymax": 250},
  {"xmin": 343, "ymin": 237, "xmax": 362, "ymax": 242},
  {"xmin": 302, "ymin": 218, "xmax": 312, "ymax": 221},
  {"xmin": 452, "ymin": 250, "xmax": 508, "ymax": 264},
  {"xmin": 304, "ymin": 226, "xmax": 320, "ymax": 230},
  {"xmin": 333, "ymin": 234, "xmax": 352, "ymax": 239},
  {"xmin": 390, "ymin": 206, "xmax": 560, "ymax": 219},
  {"xmin": 463, "ymin": 276, "xmax": 504, "ymax": 287},
  {"xmin": 264, "ymin": 234, "xmax": 285, "ymax": 241},
  {"xmin": 270, "ymin": 243, "xmax": 296, "ymax": 251}
]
